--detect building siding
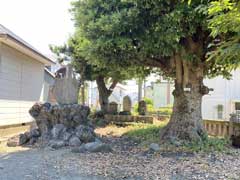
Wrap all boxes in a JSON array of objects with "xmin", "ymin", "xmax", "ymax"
[
  {"xmin": 203, "ymin": 70, "xmax": 240, "ymax": 121},
  {"xmin": 0, "ymin": 43, "xmax": 44, "ymax": 126}
]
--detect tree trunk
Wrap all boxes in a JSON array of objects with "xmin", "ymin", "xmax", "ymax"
[
  {"xmin": 81, "ymin": 82, "xmax": 85, "ymax": 105},
  {"xmin": 96, "ymin": 76, "xmax": 118, "ymax": 113},
  {"xmin": 98, "ymin": 91, "xmax": 110, "ymax": 113},
  {"xmin": 160, "ymin": 54, "xmax": 209, "ymax": 143},
  {"xmin": 138, "ymin": 79, "xmax": 143, "ymax": 102}
]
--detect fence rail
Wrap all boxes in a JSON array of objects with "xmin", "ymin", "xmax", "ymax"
[{"xmin": 203, "ymin": 120, "xmax": 230, "ymax": 137}]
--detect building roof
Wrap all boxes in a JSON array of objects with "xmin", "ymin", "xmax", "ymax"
[
  {"xmin": 0, "ymin": 24, "xmax": 55, "ymax": 65},
  {"xmin": 44, "ymin": 68, "xmax": 55, "ymax": 78}
]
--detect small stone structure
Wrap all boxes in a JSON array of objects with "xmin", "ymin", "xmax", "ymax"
[
  {"xmin": 108, "ymin": 101, "xmax": 118, "ymax": 115},
  {"xmin": 138, "ymin": 100, "xmax": 147, "ymax": 115},
  {"xmin": 52, "ymin": 65, "xmax": 79, "ymax": 104},
  {"xmin": 120, "ymin": 96, "xmax": 132, "ymax": 115},
  {"xmin": 104, "ymin": 114, "xmax": 154, "ymax": 124},
  {"xmin": 8, "ymin": 103, "xmax": 97, "ymax": 149}
]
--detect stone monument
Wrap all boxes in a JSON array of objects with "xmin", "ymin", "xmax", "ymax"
[
  {"xmin": 138, "ymin": 100, "xmax": 147, "ymax": 115},
  {"xmin": 53, "ymin": 65, "xmax": 79, "ymax": 104},
  {"xmin": 108, "ymin": 101, "xmax": 118, "ymax": 115},
  {"xmin": 120, "ymin": 95, "xmax": 132, "ymax": 115}
]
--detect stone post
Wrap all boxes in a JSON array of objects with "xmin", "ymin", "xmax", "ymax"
[
  {"xmin": 138, "ymin": 100, "xmax": 147, "ymax": 116},
  {"xmin": 53, "ymin": 65, "xmax": 79, "ymax": 104},
  {"xmin": 120, "ymin": 96, "xmax": 132, "ymax": 115},
  {"xmin": 108, "ymin": 102, "xmax": 118, "ymax": 115}
]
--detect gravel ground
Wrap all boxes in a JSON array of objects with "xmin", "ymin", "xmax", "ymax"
[
  {"xmin": 0, "ymin": 136, "xmax": 240, "ymax": 180},
  {"xmin": 0, "ymin": 148, "xmax": 105, "ymax": 180}
]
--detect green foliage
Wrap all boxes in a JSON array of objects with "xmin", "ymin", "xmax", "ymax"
[
  {"xmin": 124, "ymin": 122, "xmax": 167, "ymax": 145},
  {"xmin": 143, "ymin": 98, "xmax": 153, "ymax": 106},
  {"xmin": 207, "ymin": 0, "xmax": 240, "ymax": 78},
  {"xmin": 125, "ymin": 122, "xmax": 230, "ymax": 152},
  {"xmin": 133, "ymin": 99, "xmax": 172, "ymax": 115},
  {"xmin": 133, "ymin": 97, "xmax": 155, "ymax": 114},
  {"xmin": 71, "ymin": 0, "xmax": 240, "ymax": 80},
  {"xmin": 158, "ymin": 106, "xmax": 173, "ymax": 116},
  {"xmin": 71, "ymin": 0, "xmax": 206, "ymax": 67},
  {"xmin": 183, "ymin": 137, "xmax": 230, "ymax": 152}
]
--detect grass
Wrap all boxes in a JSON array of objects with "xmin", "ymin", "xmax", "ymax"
[
  {"xmin": 182, "ymin": 137, "xmax": 231, "ymax": 152},
  {"xmin": 96, "ymin": 119, "xmax": 232, "ymax": 153},
  {"xmin": 104, "ymin": 120, "xmax": 231, "ymax": 152},
  {"xmin": 95, "ymin": 120, "xmax": 166, "ymax": 137},
  {"xmin": 124, "ymin": 121, "xmax": 167, "ymax": 146},
  {"xmin": 126, "ymin": 123, "xmax": 231, "ymax": 152}
]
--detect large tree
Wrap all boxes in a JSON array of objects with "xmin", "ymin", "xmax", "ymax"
[{"xmin": 71, "ymin": 0, "xmax": 240, "ymax": 142}]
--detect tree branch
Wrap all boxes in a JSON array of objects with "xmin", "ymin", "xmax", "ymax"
[
  {"xmin": 108, "ymin": 79, "xmax": 118, "ymax": 91},
  {"xmin": 175, "ymin": 53, "xmax": 183, "ymax": 84}
]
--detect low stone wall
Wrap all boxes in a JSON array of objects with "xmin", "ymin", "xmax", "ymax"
[
  {"xmin": 203, "ymin": 119, "xmax": 240, "ymax": 137},
  {"xmin": 104, "ymin": 115, "xmax": 154, "ymax": 124},
  {"xmin": 151, "ymin": 114, "xmax": 170, "ymax": 121}
]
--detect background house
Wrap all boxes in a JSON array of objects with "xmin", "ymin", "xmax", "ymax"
[
  {"xmin": 88, "ymin": 82, "xmax": 127, "ymax": 111},
  {"xmin": 0, "ymin": 24, "xmax": 54, "ymax": 126},
  {"xmin": 203, "ymin": 70, "xmax": 240, "ymax": 121},
  {"xmin": 145, "ymin": 78, "xmax": 174, "ymax": 108},
  {"xmin": 145, "ymin": 71, "xmax": 240, "ymax": 121}
]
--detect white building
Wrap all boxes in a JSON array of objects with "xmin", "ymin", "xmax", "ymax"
[
  {"xmin": 88, "ymin": 82, "xmax": 127, "ymax": 110},
  {"xmin": 145, "ymin": 71, "xmax": 240, "ymax": 121},
  {"xmin": 0, "ymin": 24, "xmax": 54, "ymax": 126},
  {"xmin": 202, "ymin": 70, "xmax": 240, "ymax": 121}
]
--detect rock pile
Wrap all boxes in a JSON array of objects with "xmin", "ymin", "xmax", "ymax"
[{"xmin": 8, "ymin": 103, "xmax": 101, "ymax": 150}]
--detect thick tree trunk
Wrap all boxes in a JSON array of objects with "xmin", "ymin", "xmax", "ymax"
[
  {"xmin": 96, "ymin": 76, "xmax": 118, "ymax": 113},
  {"xmin": 160, "ymin": 82, "xmax": 206, "ymax": 142},
  {"xmin": 160, "ymin": 53, "xmax": 209, "ymax": 143}
]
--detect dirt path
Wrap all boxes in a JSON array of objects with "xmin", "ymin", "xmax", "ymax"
[{"xmin": 0, "ymin": 148, "xmax": 106, "ymax": 180}]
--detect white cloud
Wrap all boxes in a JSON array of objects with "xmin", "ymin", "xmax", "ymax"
[{"xmin": 0, "ymin": 0, "xmax": 74, "ymax": 55}]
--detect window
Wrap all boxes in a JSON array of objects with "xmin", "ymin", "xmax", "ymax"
[
  {"xmin": 217, "ymin": 104, "xmax": 223, "ymax": 119},
  {"xmin": 235, "ymin": 102, "xmax": 240, "ymax": 115}
]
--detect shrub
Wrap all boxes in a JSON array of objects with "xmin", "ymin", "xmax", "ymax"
[{"xmin": 158, "ymin": 106, "xmax": 172, "ymax": 115}]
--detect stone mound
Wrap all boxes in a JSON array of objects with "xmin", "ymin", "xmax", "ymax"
[{"xmin": 8, "ymin": 103, "xmax": 98, "ymax": 149}]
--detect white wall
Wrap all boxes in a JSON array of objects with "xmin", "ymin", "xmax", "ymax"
[
  {"xmin": 0, "ymin": 43, "xmax": 44, "ymax": 126},
  {"xmin": 202, "ymin": 70, "xmax": 240, "ymax": 121},
  {"xmin": 152, "ymin": 83, "xmax": 174, "ymax": 108}
]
